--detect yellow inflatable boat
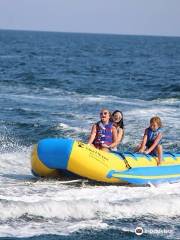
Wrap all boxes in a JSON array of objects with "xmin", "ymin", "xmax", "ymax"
[{"xmin": 31, "ymin": 138, "xmax": 180, "ymax": 185}]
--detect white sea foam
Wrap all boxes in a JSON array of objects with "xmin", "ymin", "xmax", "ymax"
[
  {"xmin": 0, "ymin": 219, "xmax": 108, "ymax": 238},
  {"xmin": 0, "ymin": 147, "xmax": 31, "ymax": 174},
  {"xmin": 55, "ymin": 123, "xmax": 89, "ymax": 134},
  {"xmin": 0, "ymin": 180, "xmax": 179, "ymax": 237},
  {"xmin": 1, "ymin": 186, "xmax": 180, "ymax": 220}
]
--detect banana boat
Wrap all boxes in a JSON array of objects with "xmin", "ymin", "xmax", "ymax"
[{"xmin": 31, "ymin": 138, "xmax": 180, "ymax": 185}]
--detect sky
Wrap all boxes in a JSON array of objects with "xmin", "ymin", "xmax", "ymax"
[{"xmin": 0, "ymin": 0, "xmax": 180, "ymax": 36}]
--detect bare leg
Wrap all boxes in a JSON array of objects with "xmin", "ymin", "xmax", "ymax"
[
  {"xmin": 135, "ymin": 144, "xmax": 140, "ymax": 152},
  {"xmin": 135, "ymin": 144, "xmax": 142, "ymax": 152},
  {"xmin": 100, "ymin": 147, "xmax": 110, "ymax": 152},
  {"xmin": 135, "ymin": 144, "xmax": 146, "ymax": 153},
  {"xmin": 156, "ymin": 145, "xmax": 163, "ymax": 166}
]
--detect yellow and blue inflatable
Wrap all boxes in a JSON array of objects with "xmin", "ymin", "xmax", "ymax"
[{"xmin": 31, "ymin": 138, "xmax": 180, "ymax": 185}]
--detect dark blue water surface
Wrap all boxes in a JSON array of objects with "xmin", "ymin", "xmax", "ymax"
[
  {"xmin": 0, "ymin": 30, "xmax": 180, "ymax": 240},
  {"xmin": 0, "ymin": 30, "xmax": 180, "ymax": 146}
]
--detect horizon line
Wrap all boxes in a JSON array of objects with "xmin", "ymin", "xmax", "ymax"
[{"xmin": 0, "ymin": 27, "xmax": 180, "ymax": 38}]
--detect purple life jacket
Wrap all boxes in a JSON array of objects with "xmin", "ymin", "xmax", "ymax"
[{"xmin": 93, "ymin": 121, "xmax": 113, "ymax": 147}]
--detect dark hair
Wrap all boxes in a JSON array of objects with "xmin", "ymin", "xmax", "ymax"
[{"xmin": 112, "ymin": 110, "xmax": 124, "ymax": 129}]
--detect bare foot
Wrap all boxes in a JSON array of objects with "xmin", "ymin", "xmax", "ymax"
[{"xmin": 157, "ymin": 160, "xmax": 161, "ymax": 166}]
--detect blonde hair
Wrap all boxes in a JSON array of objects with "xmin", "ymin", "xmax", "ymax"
[{"xmin": 150, "ymin": 116, "xmax": 162, "ymax": 128}]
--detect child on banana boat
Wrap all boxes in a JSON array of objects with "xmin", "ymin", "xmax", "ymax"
[{"xmin": 137, "ymin": 116, "xmax": 163, "ymax": 166}]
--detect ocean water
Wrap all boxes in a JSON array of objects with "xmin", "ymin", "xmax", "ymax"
[{"xmin": 0, "ymin": 29, "xmax": 180, "ymax": 240}]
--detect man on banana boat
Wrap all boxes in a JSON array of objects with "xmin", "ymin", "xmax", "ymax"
[{"xmin": 88, "ymin": 109, "xmax": 124, "ymax": 152}]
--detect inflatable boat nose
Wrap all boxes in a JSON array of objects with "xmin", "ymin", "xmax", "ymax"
[{"xmin": 37, "ymin": 138, "xmax": 74, "ymax": 170}]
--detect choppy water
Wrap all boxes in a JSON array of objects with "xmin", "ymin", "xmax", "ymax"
[{"xmin": 0, "ymin": 30, "xmax": 180, "ymax": 240}]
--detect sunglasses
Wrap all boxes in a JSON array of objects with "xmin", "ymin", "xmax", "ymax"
[{"xmin": 100, "ymin": 111, "xmax": 108, "ymax": 116}]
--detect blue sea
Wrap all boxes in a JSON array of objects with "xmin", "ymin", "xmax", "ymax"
[{"xmin": 0, "ymin": 30, "xmax": 180, "ymax": 240}]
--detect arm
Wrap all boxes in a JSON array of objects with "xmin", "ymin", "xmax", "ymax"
[
  {"xmin": 116, "ymin": 128, "xmax": 124, "ymax": 145},
  {"xmin": 87, "ymin": 124, "xmax": 97, "ymax": 145},
  {"xmin": 144, "ymin": 132, "xmax": 162, "ymax": 154},
  {"xmin": 101, "ymin": 126, "xmax": 117, "ymax": 149},
  {"xmin": 108, "ymin": 126, "xmax": 117, "ymax": 148},
  {"xmin": 107, "ymin": 127, "xmax": 123, "ymax": 148},
  {"xmin": 138, "ymin": 129, "xmax": 148, "ymax": 153}
]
